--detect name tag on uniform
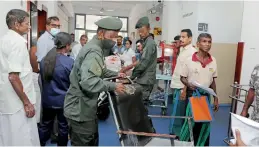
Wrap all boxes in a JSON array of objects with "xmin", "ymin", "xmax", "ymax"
[{"xmin": 209, "ymin": 68, "xmax": 214, "ymax": 72}]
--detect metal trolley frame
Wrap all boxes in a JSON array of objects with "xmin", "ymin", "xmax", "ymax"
[
  {"xmin": 103, "ymin": 77, "xmax": 194, "ymax": 146},
  {"xmin": 223, "ymin": 82, "xmax": 255, "ymax": 145},
  {"xmin": 149, "ymin": 74, "xmax": 172, "ymax": 115}
]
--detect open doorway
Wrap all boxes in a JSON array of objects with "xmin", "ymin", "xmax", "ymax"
[{"xmin": 38, "ymin": 9, "xmax": 47, "ymax": 37}]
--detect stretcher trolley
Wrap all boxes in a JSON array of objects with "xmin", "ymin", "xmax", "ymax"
[
  {"xmin": 224, "ymin": 82, "xmax": 255, "ymax": 145},
  {"xmin": 103, "ymin": 76, "xmax": 194, "ymax": 146},
  {"xmin": 149, "ymin": 74, "xmax": 172, "ymax": 115}
]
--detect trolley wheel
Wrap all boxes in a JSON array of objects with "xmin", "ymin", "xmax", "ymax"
[
  {"xmin": 161, "ymin": 108, "xmax": 167, "ymax": 115},
  {"xmin": 97, "ymin": 105, "xmax": 110, "ymax": 121}
]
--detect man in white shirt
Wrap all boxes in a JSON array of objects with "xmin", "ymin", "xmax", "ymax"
[
  {"xmin": 70, "ymin": 34, "xmax": 88, "ymax": 60},
  {"xmin": 70, "ymin": 33, "xmax": 79, "ymax": 50},
  {"xmin": 169, "ymin": 29, "xmax": 197, "ymax": 137},
  {"xmin": 0, "ymin": 9, "xmax": 40, "ymax": 146}
]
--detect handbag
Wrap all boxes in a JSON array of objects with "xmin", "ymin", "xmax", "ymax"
[{"xmin": 189, "ymin": 89, "xmax": 214, "ymax": 122}]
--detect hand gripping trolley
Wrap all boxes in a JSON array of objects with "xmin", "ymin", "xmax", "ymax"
[{"xmin": 101, "ymin": 77, "xmax": 194, "ymax": 146}]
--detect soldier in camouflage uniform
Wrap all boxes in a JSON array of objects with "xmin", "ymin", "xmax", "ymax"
[
  {"xmin": 130, "ymin": 16, "xmax": 157, "ymax": 105},
  {"xmin": 241, "ymin": 65, "xmax": 259, "ymax": 123},
  {"xmin": 63, "ymin": 17, "xmax": 126, "ymax": 146}
]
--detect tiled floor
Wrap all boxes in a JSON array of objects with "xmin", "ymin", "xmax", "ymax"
[{"xmin": 46, "ymin": 104, "xmax": 231, "ymax": 146}]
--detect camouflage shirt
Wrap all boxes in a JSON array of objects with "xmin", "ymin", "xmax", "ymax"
[{"xmin": 249, "ymin": 65, "xmax": 259, "ymax": 122}]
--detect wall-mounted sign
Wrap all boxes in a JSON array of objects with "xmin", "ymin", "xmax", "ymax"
[
  {"xmin": 182, "ymin": 12, "xmax": 193, "ymax": 18},
  {"xmin": 198, "ymin": 23, "xmax": 208, "ymax": 32},
  {"xmin": 153, "ymin": 27, "xmax": 162, "ymax": 36}
]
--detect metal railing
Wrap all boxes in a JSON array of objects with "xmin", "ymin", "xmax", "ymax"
[{"xmin": 224, "ymin": 82, "xmax": 255, "ymax": 145}]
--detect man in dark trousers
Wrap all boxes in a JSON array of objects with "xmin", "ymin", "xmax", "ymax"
[{"xmin": 131, "ymin": 16, "xmax": 157, "ymax": 105}]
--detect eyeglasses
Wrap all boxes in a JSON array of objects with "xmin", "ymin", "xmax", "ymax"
[{"xmin": 50, "ymin": 24, "xmax": 61, "ymax": 28}]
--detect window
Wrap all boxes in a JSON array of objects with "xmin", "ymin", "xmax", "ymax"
[
  {"xmin": 119, "ymin": 17, "xmax": 128, "ymax": 31},
  {"xmin": 87, "ymin": 32, "xmax": 96, "ymax": 40},
  {"xmin": 74, "ymin": 14, "xmax": 128, "ymax": 42},
  {"xmin": 118, "ymin": 32, "xmax": 128, "ymax": 38},
  {"xmin": 75, "ymin": 15, "xmax": 85, "ymax": 29},
  {"xmin": 75, "ymin": 30, "xmax": 85, "ymax": 42},
  {"xmin": 85, "ymin": 15, "xmax": 102, "ymax": 30}
]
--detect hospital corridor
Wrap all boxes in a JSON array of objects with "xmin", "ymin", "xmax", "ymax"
[{"xmin": 0, "ymin": 0, "xmax": 259, "ymax": 146}]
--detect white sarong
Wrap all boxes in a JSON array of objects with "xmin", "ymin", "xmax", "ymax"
[
  {"xmin": 33, "ymin": 72, "xmax": 41, "ymax": 123},
  {"xmin": 0, "ymin": 107, "xmax": 40, "ymax": 146}
]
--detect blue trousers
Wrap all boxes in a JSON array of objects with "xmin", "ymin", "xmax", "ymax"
[{"xmin": 38, "ymin": 108, "xmax": 68, "ymax": 146}]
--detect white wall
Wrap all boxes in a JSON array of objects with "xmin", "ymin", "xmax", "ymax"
[
  {"xmin": 179, "ymin": 1, "xmax": 199, "ymax": 42},
  {"xmin": 58, "ymin": 7, "xmax": 69, "ymax": 32},
  {"xmin": 197, "ymin": 1, "xmax": 243, "ymax": 44},
  {"xmin": 38, "ymin": 1, "xmax": 58, "ymax": 17},
  {"xmin": 0, "ymin": 0, "xmax": 27, "ymax": 35},
  {"xmin": 161, "ymin": 1, "xmax": 243, "ymax": 44},
  {"xmin": 161, "ymin": 1, "xmax": 180, "ymax": 42},
  {"xmin": 68, "ymin": 17, "xmax": 74, "ymax": 34},
  {"xmin": 240, "ymin": 1, "xmax": 259, "ymax": 85}
]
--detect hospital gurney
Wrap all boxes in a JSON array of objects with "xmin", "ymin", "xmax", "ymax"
[
  {"xmin": 148, "ymin": 74, "xmax": 171, "ymax": 115},
  {"xmin": 103, "ymin": 77, "xmax": 194, "ymax": 146}
]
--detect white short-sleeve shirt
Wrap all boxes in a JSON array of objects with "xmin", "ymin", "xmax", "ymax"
[
  {"xmin": 171, "ymin": 44, "xmax": 197, "ymax": 89},
  {"xmin": 181, "ymin": 52, "xmax": 217, "ymax": 88},
  {"xmin": 0, "ymin": 30, "xmax": 36, "ymax": 114},
  {"xmin": 70, "ymin": 43, "xmax": 83, "ymax": 60},
  {"xmin": 121, "ymin": 48, "xmax": 136, "ymax": 67}
]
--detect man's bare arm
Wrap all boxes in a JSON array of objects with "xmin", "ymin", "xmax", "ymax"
[
  {"xmin": 180, "ymin": 76, "xmax": 196, "ymax": 90},
  {"xmin": 210, "ymin": 78, "xmax": 217, "ymax": 99},
  {"xmin": 241, "ymin": 88, "xmax": 255, "ymax": 117},
  {"xmin": 9, "ymin": 73, "xmax": 30, "ymax": 104},
  {"xmin": 180, "ymin": 76, "xmax": 189, "ymax": 87},
  {"xmin": 29, "ymin": 46, "xmax": 39, "ymax": 73},
  {"xmin": 9, "ymin": 73, "xmax": 35, "ymax": 117},
  {"xmin": 210, "ymin": 78, "xmax": 219, "ymax": 111}
]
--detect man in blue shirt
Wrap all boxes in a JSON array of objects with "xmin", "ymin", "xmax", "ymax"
[
  {"xmin": 112, "ymin": 35, "xmax": 125, "ymax": 55},
  {"xmin": 36, "ymin": 16, "xmax": 60, "ymax": 62}
]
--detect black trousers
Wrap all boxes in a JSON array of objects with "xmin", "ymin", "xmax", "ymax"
[
  {"xmin": 38, "ymin": 108, "xmax": 68, "ymax": 146},
  {"xmin": 38, "ymin": 74, "xmax": 58, "ymax": 142},
  {"xmin": 67, "ymin": 118, "xmax": 99, "ymax": 146},
  {"xmin": 192, "ymin": 122, "xmax": 210, "ymax": 146},
  {"xmin": 186, "ymin": 89, "xmax": 210, "ymax": 146}
]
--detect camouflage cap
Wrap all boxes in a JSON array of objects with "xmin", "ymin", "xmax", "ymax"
[
  {"xmin": 95, "ymin": 17, "xmax": 123, "ymax": 31},
  {"xmin": 135, "ymin": 16, "xmax": 149, "ymax": 29}
]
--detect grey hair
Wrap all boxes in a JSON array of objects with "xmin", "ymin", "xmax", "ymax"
[{"xmin": 6, "ymin": 9, "xmax": 29, "ymax": 29}]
